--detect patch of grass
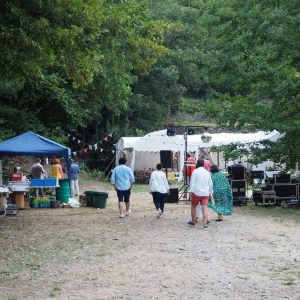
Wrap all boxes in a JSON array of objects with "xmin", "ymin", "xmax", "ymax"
[
  {"xmin": 283, "ymin": 279, "xmax": 296, "ymax": 286},
  {"xmin": 236, "ymin": 203, "xmax": 300, "ymax": 221},
  {"xmin": 268, "ymin": 263, "xmax": 300, "ymax": 285}
]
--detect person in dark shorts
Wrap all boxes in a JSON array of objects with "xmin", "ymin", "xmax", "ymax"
[{"xmin": 111, "ymin": 157, "xmax": 135, "ymax": 218}]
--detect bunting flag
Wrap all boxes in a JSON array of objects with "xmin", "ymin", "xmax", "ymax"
[{"xmin": 67, "ymin": 131, "xmax": 114, "ymax": 155}]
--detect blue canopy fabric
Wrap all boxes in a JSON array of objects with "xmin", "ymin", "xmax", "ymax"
[{"xmin": 0, "ymin": 131, "xmax": 71, "ymax": 157}]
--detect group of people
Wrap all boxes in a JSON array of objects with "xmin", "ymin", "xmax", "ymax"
[
  {"xmin": 30, "ymin": 157, "xmax": 80, "ymax": 198},
  {"xmin": 111, "ymin": 156, "xmax": 233, "ymax": 228}
]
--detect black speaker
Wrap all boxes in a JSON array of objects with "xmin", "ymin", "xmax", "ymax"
[
  {"xmin": 250, "ymin": 171, "xmax": 264, "ymax": 180},
  {"xmin": 274, "ymin": 174, "xmax": 291, "ymax": 184},
  {"xmin": 273, "ymin": 184, "xmax": 297, "ymax": 199},
  {"xmin": 229, "ymin": 180, "xmax": 246, "ymax": 189},
  {"xmin": 160, "ymin": 150, "xmax": 172, "ymax": 168},
  {"xmin": 166, "ymin": 188, "xmax": 178, "ymax": 203},
  {"xmin": 228, "ymin": 165, "xmax": 245, "ymax": 180},
  {"xmin": 229, "ymin": 180, "xmax": 246, "ymax": 199}
]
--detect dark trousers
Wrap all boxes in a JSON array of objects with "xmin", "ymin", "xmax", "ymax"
[{"xmin": 152, "ymin": 192, "xmax": 166, "ymax": 213}]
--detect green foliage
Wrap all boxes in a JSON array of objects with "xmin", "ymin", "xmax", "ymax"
[
  {"xmin": 0, "ymin": 0, "xmax": 171, "ymax": 143},
  {"xmin": 1, "ymin": 0, "xmax": 299, "ymax": 170}
]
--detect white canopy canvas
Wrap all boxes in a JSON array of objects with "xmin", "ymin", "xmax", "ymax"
[{"xmin": 115, "ymin": 129, "xmax": 281, "ymax": 179}]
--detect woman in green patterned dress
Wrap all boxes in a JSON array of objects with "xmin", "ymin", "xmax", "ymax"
[{"xmin": 209, "ymin": 165, "xmax": 233, "ymax": 221}]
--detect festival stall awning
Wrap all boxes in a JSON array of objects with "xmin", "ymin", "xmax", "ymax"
[{"xmin": 0, "ymin": 131, "xmax": 71, "ymax": 157}]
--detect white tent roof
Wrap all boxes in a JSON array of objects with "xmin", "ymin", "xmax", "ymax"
[
  {"xmin": 117, "ymin": 129, "xmax": 281, "ymax": 151},
  {"xmin": 132, "ymin": 130, "xmax": 185, "ymax": 152},
  {"xmin": 116, "ymin": 137, "xmax": 140, "ymax": 151},
  {"xmin": 186, "ymin": 130, "xmax": 282, "ymax": 148}
]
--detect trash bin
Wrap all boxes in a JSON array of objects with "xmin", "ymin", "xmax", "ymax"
[
  {"xmin": 57, "ymin": 179, "xmax": 71, "ymax": 204},
  {"xmin": 84, "ymin": 191, "xmax": 95, "ymax": 207},
  {"xmin": 93, "ymin": 192, "xmax": 108, "ymax": 209}
]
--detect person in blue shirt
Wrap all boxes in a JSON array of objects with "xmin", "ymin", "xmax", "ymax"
[
  {"xmin": 70, "ymin": 159, "xmax": 80, "ymax": 197},
  {"xmin": 111, "ymin": 157, "xmax": 135, "ymax": 218}
]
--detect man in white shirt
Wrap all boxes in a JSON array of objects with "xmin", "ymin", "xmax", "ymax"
[
  {"xmin": 149, "ymin": 163, "xmax": 170, "ymax": 218},
  {"xmin": 188, "ymin": 159, "xmax": 213, "ymax": 228}
]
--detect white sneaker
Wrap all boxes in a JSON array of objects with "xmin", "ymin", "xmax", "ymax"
[
  {"xmin": 157, "ymin": 209, "xmax": 163, "ymax": 218},
  {"xmin": 125, "ymin": 209, "xmax": 131, "ymax": 216},
  {"xmin": 119, "ymin": 214, "xmax": 125, "ymax": 218}
]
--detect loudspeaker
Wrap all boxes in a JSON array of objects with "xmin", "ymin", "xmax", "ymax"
[
  {"xmin": 228, "ymin": 165, "xmax": 245, "ymax": 180},
  {"xmin": 160, "ymin": 150, "xmax": 172, "ymax": 168},
  {"xmin": 167, "ymin": 128, "xmax": 176, "ymax": 136},
  {"xmin": 166, "ymin": 188, "xmax": 178, "ymax": 203},
  {"xmin": 229, "ymin": 180, "xmax": 246, "ymax": 199},
  {"xmin": 273, "ymin": 184, "xmax": 297, "ymax": 199},
  {"xmin": 250, "ymin": 171, "xmax": 264, "ymax": 180},
  {"xmin": 274, "ymin": 174, "xmax": 291, "ymax": 184}
]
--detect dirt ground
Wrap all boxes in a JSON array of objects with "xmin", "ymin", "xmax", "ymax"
[{"xmin": 0, "ymin": 178, "xmax": 300, "ymax": 300}]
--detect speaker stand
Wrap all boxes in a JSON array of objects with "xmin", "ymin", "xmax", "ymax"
[{"xmin": 178, "ymin": 183, "xmax": 190, "ymax": 201}]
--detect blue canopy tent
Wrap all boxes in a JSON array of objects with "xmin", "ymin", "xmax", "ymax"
[{"xmin": 0, "ymin": 131, "xmax": 71, "ymax": 177}]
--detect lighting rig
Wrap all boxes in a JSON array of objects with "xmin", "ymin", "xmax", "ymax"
[{"xmin": 166, "ymin": 125, "xmax": 212, "ymax": 200}]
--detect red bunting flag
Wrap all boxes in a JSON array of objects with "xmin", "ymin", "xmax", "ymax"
[{"xmin": 103, "ymin": 136, "xmax": 109, "ymax": 142}]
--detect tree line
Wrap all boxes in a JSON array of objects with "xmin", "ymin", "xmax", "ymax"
[{"xmin": 1, "ymin": 0, "xmax": 299, "ymax": 168}]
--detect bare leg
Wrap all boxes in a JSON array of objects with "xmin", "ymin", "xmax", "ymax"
[
  {"xmin": 218, "ymin": 213, "xmax": 223, "ymax": 220},
  {"xmin": 191, "ymin": 202, "xmax": 198, "ymax": 223},
  {"xmin": 118, "ymin": 202, "xmax": 125, "ymax": 216},
  {"xmin": 125, "ymin": 202, "xmax": 130, "ymax": 212},
  {"xmin": 202, "ymin": 205, "xmax": 208, "ymax": 225}
]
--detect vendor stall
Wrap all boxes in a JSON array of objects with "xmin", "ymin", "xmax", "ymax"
[{"xmin": 0, "ymin": 131, "xmax": 71, "ymax": 209}]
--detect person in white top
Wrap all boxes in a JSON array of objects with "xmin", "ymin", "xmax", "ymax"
[
  {"xmin": 188, "ymin": 159, "xmax": 213, "ymax": 228},
  {"xmin": 149, "ymin": 163, "xmax": 170, "ymax": 218}
]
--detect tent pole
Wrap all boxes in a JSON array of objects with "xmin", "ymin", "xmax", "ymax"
[{"xmin": 105, "ymin": 157, "xmax": 116, "ymax": 181}]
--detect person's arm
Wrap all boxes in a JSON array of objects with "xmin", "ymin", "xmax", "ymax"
[
  {"xmin": 189, "ymin": 172, "xmax": 195, "ymax": 192},
  {"xmin": 129, "ymin": 169, "xmax": 135, "ymax": 185},
  {"xmin": 149, "ymin": 172, "xmax": 154, "ymax": 192},
  {"xmin": 59, "ymin": 165, "xmax": 64, "ymax": 177},
  {"xmin": 208, "ymin": 175, "xmax": 213, "ymax": 197}
]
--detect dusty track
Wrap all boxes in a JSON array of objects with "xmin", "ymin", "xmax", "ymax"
[{"xmin": 0, "ymin": 180, "xmax": 299, "ymax": 299}]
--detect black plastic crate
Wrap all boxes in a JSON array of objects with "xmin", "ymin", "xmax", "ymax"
[{"xmin": 5, "ymin": 204, "xmax": 19, "ymax": 216}]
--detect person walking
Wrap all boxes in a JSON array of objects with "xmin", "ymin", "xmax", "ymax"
[
  {"xmin": 149, "ymin": 163, "xmax": 170, "ymax": 218},
  {"xmin": 31, "ymin": 158, "xmax": 46, "ymax": 197},
  {"xmin": 196, "ymin": 154, "xmax": 212, "ymax": 222},
  {"xmin": 188, "ymin": 159, "xmax": 213, "ymax": 229},
  {"xmin": 111, "ymin": 157, "xmax": 135, "ymax": 218},
  {"xmin": 70, "ymin": 159, "xmax": 80, "ymax": 197},
  {"xmin": 208, "ymin": 165, "xmax": 233, "ymax": 221}
]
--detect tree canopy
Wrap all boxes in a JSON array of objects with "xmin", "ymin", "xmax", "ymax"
[{"xmin": 1, "ymin": 0, "xmax": 299, "ymax": 168}]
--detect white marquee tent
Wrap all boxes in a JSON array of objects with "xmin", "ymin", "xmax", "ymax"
[{"xmin": 116, "ymin": 129, "xmax": 281, "ymax": 179}]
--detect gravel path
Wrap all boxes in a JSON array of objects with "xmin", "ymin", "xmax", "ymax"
[{"xmin": 0, "ymin": 180, "xmax": 299, "ymax": 300}]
